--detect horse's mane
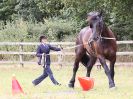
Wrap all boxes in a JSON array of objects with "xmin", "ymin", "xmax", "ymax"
[{"xmin": 102, "ymin": 24, "xmax": 116, "ymax": 39}]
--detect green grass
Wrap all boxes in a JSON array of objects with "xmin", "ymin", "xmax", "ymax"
[{"xmin": 0, "ymin": 64, "xmax": 133, "ymax": 99}]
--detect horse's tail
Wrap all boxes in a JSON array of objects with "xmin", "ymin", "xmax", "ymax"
[{"xmin": 81, "ymin": 54, "xmax": 90, "ymax": 67}]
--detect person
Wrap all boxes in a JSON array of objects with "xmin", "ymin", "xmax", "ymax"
[{"xmin": 32, "ymin": 35, "xmax": 62, "ymax": 86}]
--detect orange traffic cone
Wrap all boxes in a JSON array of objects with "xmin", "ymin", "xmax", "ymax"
[
  {"xmin": 78, "ymin": 77, "xmax": 94, "ymax": 91},
  {"xmin": 12, "ymin": 74, "xmax": 24, "ymax": 95}
]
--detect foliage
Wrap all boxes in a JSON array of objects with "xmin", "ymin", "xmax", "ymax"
[
  {"xmin": 0, "ymin": 0, "xmax": 133, "ymax": 41},
  {"xmin": 0, "ymin": 18, "xmax": 79, "ymax": 42},
  {"xmin": 0, "ymin": 0, "xmax": 17, "ymax": 24}
]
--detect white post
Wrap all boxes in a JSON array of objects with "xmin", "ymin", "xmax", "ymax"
[{"xmin": 19, "ymin": 43, "xmax": 24, "ymax": 67}]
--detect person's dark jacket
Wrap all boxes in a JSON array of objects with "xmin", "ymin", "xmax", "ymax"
[{"xmin": 36, "ymin": 43, "xmax": 61, "ymax": 65}]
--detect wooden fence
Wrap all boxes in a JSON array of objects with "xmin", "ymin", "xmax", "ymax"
[{"xmin": 0, "ymin": 41, "xmax": 133, "ymax": 67}]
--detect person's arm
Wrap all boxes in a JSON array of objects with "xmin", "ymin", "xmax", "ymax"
[
  {"xmin": 48, "ymin": 44, "xmax": 61, "ymax": 51},
  {"xmin": 36, "ymin": 45, "xmax": 43, "ymax": 65},
  {"xmin": 36, "ymin": 45, "xmax": 42, "ymax": 57}
]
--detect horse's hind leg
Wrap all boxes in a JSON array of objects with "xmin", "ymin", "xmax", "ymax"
[
  {"xmin": 68, "ymin": 58, "xmax": 80, "ymax": 88},
  {"xmin": 86, "ymin": 56, "xmax": 97, "ymax": 77},
  {"xmin": 98, "ymin": 56, "xmax": 115, "ymax": 88}
]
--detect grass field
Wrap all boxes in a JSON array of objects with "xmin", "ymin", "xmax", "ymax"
[{"xmin": 0, "ymin": 64, "xmax": 133, "ymax": 99}]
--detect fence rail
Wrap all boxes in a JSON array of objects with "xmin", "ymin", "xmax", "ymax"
[
  {"xmin": 0, "ymin": 40, "xmax": 133, "ymax": 45},
  {"xmin": 0, "ymin": 41, "xmax": 133, "ymax": 66},
  {"xmin": 0, "ymin": 51, "xmax": 133, "ymax": 56}
]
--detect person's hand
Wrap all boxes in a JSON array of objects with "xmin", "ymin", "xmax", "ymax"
[
  {"xmin": 60, "ymin": 45, "xmax": 65, "ymax": 54},
  {"xmin": 38, "ymin": 62, "xmax": 41, "ymax": 65},
  {"xmin": 60, "ymin": 45, "xmax": 63, "ymax": 50}
]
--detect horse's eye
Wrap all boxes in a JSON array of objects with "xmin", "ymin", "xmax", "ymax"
[
  {"xmin": 92, "ymin": 17, "xmax": 96, "ymax": 20},
  {"xmin": 92, "ymin": 16, "xmax": 97, "ymax": 20},
  {"xmin": 90, "ymin": 23, "xmax": 93, "ymax": 28}
]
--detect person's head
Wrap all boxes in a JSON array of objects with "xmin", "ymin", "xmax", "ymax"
[{"xmin": 39, "ymin": 35, "xmax": 47, "ymax": 43}]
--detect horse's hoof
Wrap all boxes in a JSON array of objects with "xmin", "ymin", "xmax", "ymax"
[
  {"xmin": 68, "ymin": 83, "xmax": 74, "ymax": 88},
  {"xmin": 109, "ymin": 83, "xmax": 115, "ymax": 88}
]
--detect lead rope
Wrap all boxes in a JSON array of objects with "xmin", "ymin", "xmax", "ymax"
[
  {"xmin": 39, "ymin": 44, "xmax": 86, "ymax": 66},
  {"xmin": 100, "ymin": 36, "xmax": 116, "ymax": 40},
  {"xmin": 99, "ymin": 31, "xmax": 116, "ymax": 40}
]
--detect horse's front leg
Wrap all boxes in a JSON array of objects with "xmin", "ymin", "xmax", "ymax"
[
  {"xmin": 68, "ymin": 59, "xmax": 79, "ymax": 88},
  {"xmin": 109, "ymin": 56, "xmax": 116, "ymax": 83},
  {"xmin": 98, "ymin": 56, "xmax": 115, "ymax": 88},
  {"xmin": 68, "ymin": 44, "xmax": 85, "ymax": 88},
  {"xmin": 86, "ymin": 56, "xmax": 97, "ymax": 77}
]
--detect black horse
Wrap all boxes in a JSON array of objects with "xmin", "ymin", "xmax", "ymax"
[{"xmin": 68, "ymin": 11, "xmax": 117, "ymax": 88}]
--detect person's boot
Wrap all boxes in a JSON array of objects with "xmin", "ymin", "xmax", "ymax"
[
  {"xmin": 55, "ymin": 82, "xmax": 61, "ymax": 86},
  {"xmin": 32, "ymin": 81, "xmax": 36, "ymax": 86}
]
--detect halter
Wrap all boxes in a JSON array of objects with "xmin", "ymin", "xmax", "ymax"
[
  {"xmin": 88, "ymin": 26, "xmax": 116, "ymax": 56},
  {"xmin": 88, "ymin": 16, "xmax": 116, "ymax": 55},
  {"xmin": 99, "ymin": 18, "xmax": 116, "ymax": 40},
  {"xmin": 99, "ymin": 34, "xmax": 116, "ymax": 40}
]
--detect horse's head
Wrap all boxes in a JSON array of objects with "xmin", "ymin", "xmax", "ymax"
[{"xmin": 88, "ymin": 11, "xmax": 104, "ymax": 41}]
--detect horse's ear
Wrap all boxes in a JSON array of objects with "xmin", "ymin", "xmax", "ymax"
[{"xmin": 99, "ymin": 10, "xmax": 103, "ymax": 17}]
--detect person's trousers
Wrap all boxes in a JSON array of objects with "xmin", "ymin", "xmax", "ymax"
[{"xmin": 32, "ymin": 65, "xmax": 59, "ymax": 85}]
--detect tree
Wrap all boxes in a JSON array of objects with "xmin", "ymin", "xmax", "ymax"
[
  {"xmin": 35, "ymin": 0, "xmax": 64, "ymax": 18},
  {"xmin": 0, "ymin": 0, "xmax": 17, "ymax": 24},
  {"xmin": 15, "ymin": 0, "xmax": 43, "ymax": 22}
]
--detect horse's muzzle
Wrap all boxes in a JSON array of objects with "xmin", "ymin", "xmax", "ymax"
[{"xmin": 93, "ymin": 36, "xmax": 100, "ymax": 41}]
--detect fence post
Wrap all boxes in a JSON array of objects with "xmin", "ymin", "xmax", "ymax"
[{"xmin": 19, "ymin": 43, "xmax": 24, "ymax": 67}]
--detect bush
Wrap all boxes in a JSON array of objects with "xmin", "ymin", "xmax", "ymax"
[{"xmin": 0, "ymin": 18, "xmax": 80, "ymax": 42}]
